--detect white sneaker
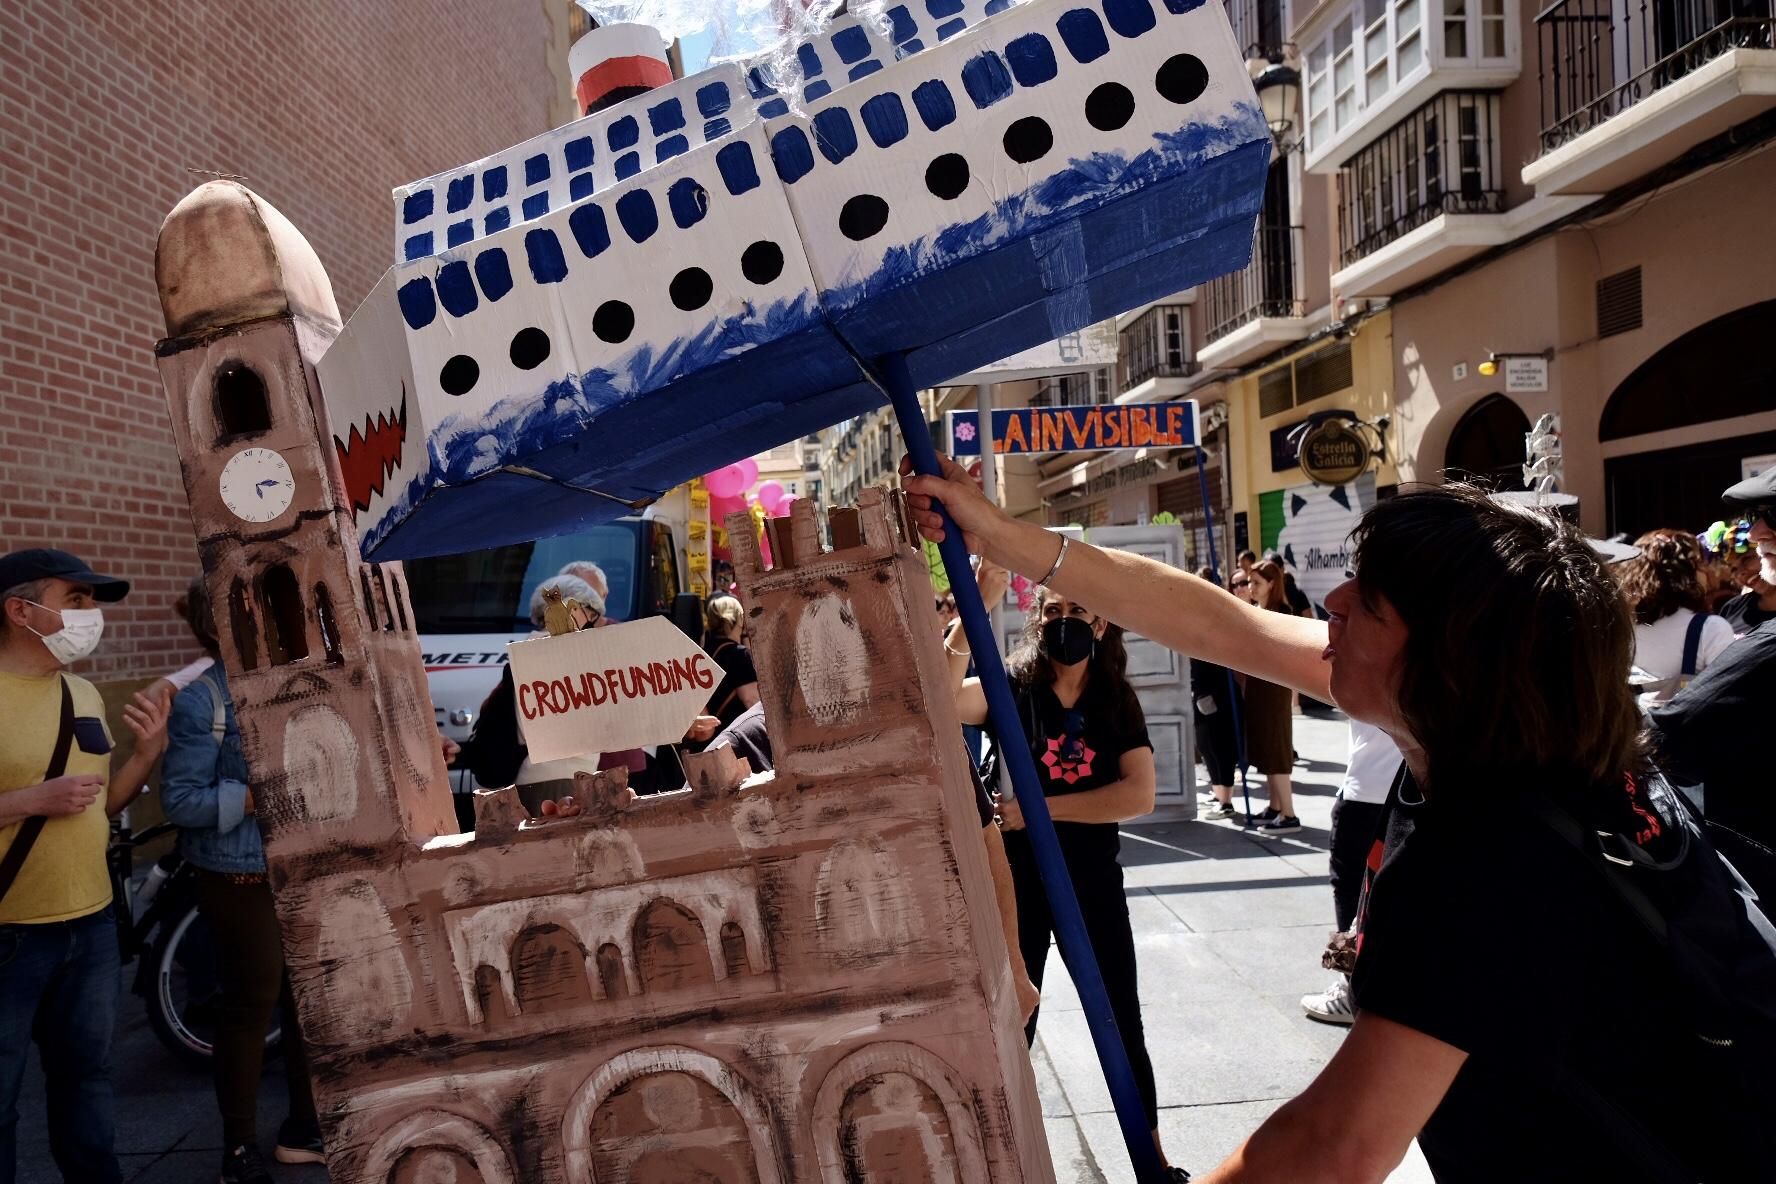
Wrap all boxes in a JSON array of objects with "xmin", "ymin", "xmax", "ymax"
[{"xmin": 1301, "ymin": 978, "xmax": 1355, "ymax": 1025}]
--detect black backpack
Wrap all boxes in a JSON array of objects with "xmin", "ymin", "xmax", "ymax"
[{"xmin": 1528, "ymin": 777, "xmax": 1776, "ymax": 1177}]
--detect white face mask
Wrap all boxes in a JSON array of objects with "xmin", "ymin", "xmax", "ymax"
[{"xmin": 26, "ymin": 603, "xmax": 105, "ymax": 665}]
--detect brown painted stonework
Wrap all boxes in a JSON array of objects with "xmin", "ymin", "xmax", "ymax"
[{"xmin": 152, "ymin": 181, "xmax": 1052, "ymax": 1183}]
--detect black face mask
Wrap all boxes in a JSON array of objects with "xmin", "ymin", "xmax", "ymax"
[{"xmin": 1040, "ymin": 616, "xmax": 1096, "ymax": 666}]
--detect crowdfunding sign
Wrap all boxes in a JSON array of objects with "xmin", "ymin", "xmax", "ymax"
[{"xmin": 947, "ymin": 401, "xmax": 1199, "ymax": 456}]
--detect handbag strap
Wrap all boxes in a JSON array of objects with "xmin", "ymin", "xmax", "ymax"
[
  {"xmin": 1680, "ymin": 611, "xmax": 1709, "ymax": 679},
  {"xmin": 0, "ymin": 676, "xmax": 76, "ymax": 904}
]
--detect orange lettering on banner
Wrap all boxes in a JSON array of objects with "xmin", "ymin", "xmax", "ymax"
[
  {"xmin": 1083, "ymin": 409, "xmax": 1103, "ymax": 448},
  {"xmin": 1065, "ymin": 410, "xmax": 1089, "ymax": 450},
  {"xmin": 1002, "ymin": 416, "xmax": 1027, "ymax": 453},
  {"xmin": 1164, "ymin": 404, "xmax": 1185, "ymax": 444},
  {"xmin": 1103, "ymin": 408, "xmax": 1124, "ymax": 448}
]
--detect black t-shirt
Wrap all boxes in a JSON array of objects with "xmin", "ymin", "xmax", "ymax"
[
  {"xmin": 1651, "ymin": 618, "xmax": 1776, "ymax": 845},
  {"xmin": 1350, "ymin": 773, "xmax": 1745, "ymax": 1182},
  {"xmin": 1717, "ymin": 590, "xmax": 1776, "ymax": 634},
  {"xmin": 1001, "ymin": 676, "xmax": 1152, "ymax": 866},
  {"xmin": 703, "ymin": 640, "xmax": 758, "ymax": 729}
]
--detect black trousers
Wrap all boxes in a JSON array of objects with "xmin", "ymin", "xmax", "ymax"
[
  {"xmin": 1194, "ymin": 699, "xmax": 1240, "ymax": 788},
  {"xmin": 1004, "ymin": 831, "xmax": 1160, "ymax": 1128},
  {"xmin": 1328, "ymin": 796, "xmax": 1388, "ymax": 933},
  {"xmin": 195, "ymin": 872, "xmax": 316, "ymax": 1146}
]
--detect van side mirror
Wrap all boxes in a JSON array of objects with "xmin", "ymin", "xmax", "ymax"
[{"xmin": 670, "ymin": 593, "xmax": 703, "ymax": 641}]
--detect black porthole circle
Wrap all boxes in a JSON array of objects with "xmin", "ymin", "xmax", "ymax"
[
  {"xmin": 925, "ymin": 153, "xmax": 970, "ymax": 200},
  {"xmin": 509, "ymin": 327, "xmax": 551, "ymax": 370},
  {"xmin": 839, "ymin": 194, "xmax": 891, "ymax": 241},
  {"xmin": 593, "ymin": 300, "xmax": 635, "ymax": 344},
  {"xmin": 439, "ymin": 355, "xmax": 479, "ymax": 396},
  {"xmin": 1003, "ymin": 116, "xmax": 1053, "ymax": 165},
  {"xmin": 741, "ymin": 240, "xmax": 785, "ymax": 285},
  {"xmin": 1156, "ymin": 53, "xmax": 1210, "ymax": 105},
  {"xmin": 1086, "ymin": 82, "xmax": 1136, "ymax": 131},
  {"xmin": 670, "ymin": 267, "xmax": 715, "ymax": 311}
]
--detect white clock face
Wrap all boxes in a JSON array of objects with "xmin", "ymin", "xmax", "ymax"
[{"xmin": 219, "ymin": 447, "xmax": 295, "ymax": 523}]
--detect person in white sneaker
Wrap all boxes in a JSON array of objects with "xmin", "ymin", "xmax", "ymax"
[{"xmin": 1301, "ymin": 719, "xmax": 1400, "ymax": 1025}]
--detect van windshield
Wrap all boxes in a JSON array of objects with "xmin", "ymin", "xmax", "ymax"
[{"xmin": 404, "ymin": 523, "xmax": 642, "ymax": 634}]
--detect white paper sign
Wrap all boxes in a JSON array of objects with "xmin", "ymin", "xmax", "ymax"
[
  {"xmin": 506, "ymin": 616, "xmax": 720, "ymax": 763},
  {"xmin": 1504, "ymin": 356, "xmax": 1549, "ymax": 392}
]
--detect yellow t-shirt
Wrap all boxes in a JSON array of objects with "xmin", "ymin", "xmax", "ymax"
[{"xmin": 0, "ymin": 670, "xmax": 114, "ymax": 924}]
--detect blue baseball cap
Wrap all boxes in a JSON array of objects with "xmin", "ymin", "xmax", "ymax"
[{"xmin": 0, "ymin": 548, "xmax": 131, "ymax": 601}]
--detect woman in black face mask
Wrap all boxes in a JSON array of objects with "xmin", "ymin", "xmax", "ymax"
[{"xmin": 942, "ymin": 563, "xmax": 1184, "ymax": 1179}]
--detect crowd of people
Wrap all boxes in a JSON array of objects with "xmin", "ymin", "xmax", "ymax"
[{"xmin": 4, "ymin": 455, "xmax": 1773, "ymax": 1183}]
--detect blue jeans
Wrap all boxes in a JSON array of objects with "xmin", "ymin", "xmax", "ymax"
[{"xmin": 0, "ymin": 909, "xmax": 122, "ymax": 1184}]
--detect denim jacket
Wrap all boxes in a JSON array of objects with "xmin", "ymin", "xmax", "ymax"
[{"xmin": 159, "ymin": 664, "xmax": 264, "ymax": 874}]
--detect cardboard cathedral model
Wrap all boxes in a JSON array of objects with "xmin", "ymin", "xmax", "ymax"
[
  {"xmin": 155, "ymin": 181, "xmax": 1053, "ymax": 1181},
  {"xmin": 321, "ymin": 0, "xmax": 1272, "ymax": 562}
]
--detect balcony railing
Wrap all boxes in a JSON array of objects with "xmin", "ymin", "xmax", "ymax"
[
  {"xmin": 1119, "ymin": 305, "xmax": 1196, "ymax": 390},
  {"xmin": 1537, "ymin": 0, "xmax": 1774, "ymax": 152},
  {"xmin": 1202, "ymin": 224, "xmax": 1305, "ymax": 344},
  {"xmin": 1337, "ymin": 91, "xmax": 1506, "ymax": 265},
  {"xmin": 1226, "ymin": 0, "xmax": 1289, "ymax": 57}
]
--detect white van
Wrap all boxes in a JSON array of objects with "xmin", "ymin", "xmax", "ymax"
[{"xmin": 404, "ymin": 512, "xmax": 696, "ymax": 793}]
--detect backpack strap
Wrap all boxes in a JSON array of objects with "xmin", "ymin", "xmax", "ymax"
[
  {"xmin": 1680, "ymin": 611, "xmax": 1709, "ymax": 679},
  {"xmin": 0, "ymin": 676, "xmax": 76, "ymax": 904}
]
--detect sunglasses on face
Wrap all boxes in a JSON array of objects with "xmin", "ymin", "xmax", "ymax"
[
  {"xmin": 1746, "ymin": 506, "xmax": 1776, "ymax": 531},
  {"xmin": 1230, "ymin": 579, "xmax": 1251, "ymax": 589}
]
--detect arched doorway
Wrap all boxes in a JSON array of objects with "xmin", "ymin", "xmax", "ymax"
[
  {"xmin": 1443, "ymin": 394, "xmax": 1530, "ymax": 490},
  {"xmin": 1601, "ymin": 300, "xmax": 1776, "ymax": 536}
]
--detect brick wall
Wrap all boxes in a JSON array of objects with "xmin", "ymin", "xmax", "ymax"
[{"xmin": 0, "ymin": 0, "xmax": 561, "ymax": 680}]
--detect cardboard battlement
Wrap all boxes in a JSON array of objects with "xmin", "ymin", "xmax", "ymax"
[{"xmin": 728, "ymin": 486, "xmax": 920, "ymax": 586}]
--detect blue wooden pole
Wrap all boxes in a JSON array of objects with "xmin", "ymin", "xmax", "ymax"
[{"xmin": 873, "ymin": 352, "xmax": 1168, "ymax": 1184}]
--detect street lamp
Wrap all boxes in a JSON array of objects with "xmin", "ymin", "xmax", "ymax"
[
  {"xmin": 1477, "ymin": 347, "xmax": 1554, "ymax": 377},
  {"xmin": 1248, "ymin": 47, "xmax": 1302, "ymax": 153}
]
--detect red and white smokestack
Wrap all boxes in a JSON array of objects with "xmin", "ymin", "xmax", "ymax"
[{"xmin": 570, "ymin": 22, "xmax": 675, "ymax": 117}]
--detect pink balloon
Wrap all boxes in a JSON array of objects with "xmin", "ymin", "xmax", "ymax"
[
  {"xmin": 710, "ymin": 493, "xmax": 748, "ymax": 521},
  {"xmin": 756, "ymin": 481, "xmax": 786, "ymax": 512},
  {"xmin": 735, "ymin": 457, "xmax": 759, "ymax": 487},
  {"xmin": 704, "ymin": 465, "xmax": 746, "ymax": 498}
]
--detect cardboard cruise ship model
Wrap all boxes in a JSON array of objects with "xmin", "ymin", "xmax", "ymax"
[
  {"xmin": 151, "ymin": 1, "xmax": 1269, "ymax": 1179},
  {"xmin": 322, "ymin": 0, "xmax": 1271, "ymax": 561}
]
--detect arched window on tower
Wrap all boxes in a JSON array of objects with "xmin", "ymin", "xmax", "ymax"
[
  {"xmin": 259, "ymin": 564, "xmax": 309, "ymax": 665},
  {"xmin": 230, "ymin": 577, "xmax": 259, "ymax": 671},
  {"xmin": 213, "ymin": 361, "xmax": 271, "ymax": 441},
  {"xmin": 359, "ymin": 567, "xmax": 379, "ymax": 632},
  {"xmin": 388, "ymin": 567, "xmax": 411, "ymax": 633},
  {"xmin": 313, "ymin": 582, "xmax": 342, "ymax": 663},
  {"xmin": 373, "ymin": 565, "xmax": 396, "ymax": 632}
]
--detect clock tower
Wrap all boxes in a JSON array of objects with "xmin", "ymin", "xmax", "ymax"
[{"xmin": 152, "ymin": 181, "xmax": 457, "ymax": 869}]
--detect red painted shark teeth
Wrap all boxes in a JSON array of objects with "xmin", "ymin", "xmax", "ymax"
[{"xmin": 335, "ymin": 383, "xmax": 408, "ymax": 518}]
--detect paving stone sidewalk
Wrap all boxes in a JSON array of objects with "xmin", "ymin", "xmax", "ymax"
[{"xmin": 1032, "ymin": 710, "xmax": 1433, "ymax": 1182}]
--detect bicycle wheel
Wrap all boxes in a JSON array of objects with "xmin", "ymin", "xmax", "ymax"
[{"xmin": 145, "ymin": 902, "xmax": 282, "ymax": 1066}]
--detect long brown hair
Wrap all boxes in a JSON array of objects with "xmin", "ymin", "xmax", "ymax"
[
  {"xmin": 1007, "ymin": 588, "xmax": 1141, "ymax": 719},
  {"xmin": 1617, "ymin": 529, "xmax": 1709, "ymax": 624},
  {"xmin": 1251, "ymin": 559, "xmax": 1290, "ymax": 612},
  {"xmin": 1350, "ymin": 483, "xmax": 1644, "ymax": 792}
]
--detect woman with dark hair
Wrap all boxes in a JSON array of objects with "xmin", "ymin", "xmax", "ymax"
[
  {"xmin": 941, "ymin": 560, "xmax": 1185, "ymax": 1180},
  {"xmin": 1240, "ymin": 560, "xmax": 1298, "ymax": 833},
  {"xmin": 158, "ymin": 578, "xmax": 321, "ymax": 1184},
  {"xmin": 1192, "ymin": 568, "xmax": 1242, "ymax": 819},
  {"xmin": 1618, "ymin": 528, "xmax": 1735, "ymax": 703},
  {"xmin": 904, "ymin": 455, "xmax": 1773, "ymax": 1182}
]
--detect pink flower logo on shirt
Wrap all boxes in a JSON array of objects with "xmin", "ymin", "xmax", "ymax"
[
  {"xmin": 1041, "ymin": 737, "xmax": 1096, "ymax": 785},
  {"xmin": 956, "ymin": 421, "xmax": 977, "ymax": 443}
]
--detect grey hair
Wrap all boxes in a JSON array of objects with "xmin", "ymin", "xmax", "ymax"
[
  {"xmin": 528, "ymin": 574, "xmax": 602, "ymax": 629},
  {"xmin": 557, "ymin": 560, "xmax": 608, "ymax": 598},
  {"xmin": 1, "ymin": 580, "xmax": 47, "ymax": 629}
]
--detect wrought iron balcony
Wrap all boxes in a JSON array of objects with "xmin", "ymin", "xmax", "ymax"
[
  {"xmin": 1337, "ymin": 91, "xmax": 1506, "ymax": 265},
  {"xmin": 1118, "ymin": 305, "xmax": 1196, "ymax": 390},
  {"xmin": 1226, "ymin": 0, "xmax": 1290, "ymax": 58},
  {"xmin": 1202, "ymin": 224, "xmax": 1306, "ymax": 344},
  {"xmin": 1537, "ymin": 0, "xmax": 1774, "ymax": 152}
]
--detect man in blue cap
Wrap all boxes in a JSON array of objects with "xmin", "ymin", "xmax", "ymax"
[
  {"xmin": 0, "ymin": 548, "xmax": 170, "ymax": 1184},
  {"xmin": 1650, "ymin": 468, "xmax": 1776, "ymax": 900}
]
